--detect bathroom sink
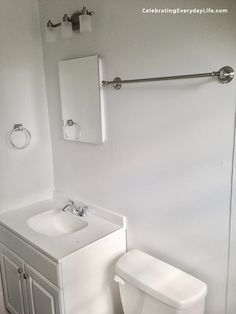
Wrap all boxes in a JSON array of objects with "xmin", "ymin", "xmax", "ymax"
[
  {"xmin": 0, "ymin": 199, "xmax": 124, "ymax": 260},
  {"xmin": 27, "ymin": 209, "xmax": 88, "ymax": 237}
]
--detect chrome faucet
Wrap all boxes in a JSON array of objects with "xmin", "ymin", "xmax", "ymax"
[{"xmin": 62, "ymin": 200, "xmax": 87, "ymax": 217}]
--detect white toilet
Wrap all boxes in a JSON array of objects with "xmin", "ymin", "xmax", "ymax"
[{"xmin": 115, "ymin": 250, "xmax": 207, "ymax": 314}]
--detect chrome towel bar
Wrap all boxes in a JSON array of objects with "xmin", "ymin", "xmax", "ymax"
[{"xmin": 101, "ymin": 66, "xmax": 234, "ymax": 90}]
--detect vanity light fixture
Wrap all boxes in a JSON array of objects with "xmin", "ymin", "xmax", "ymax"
[{"xmin": 45, "ymin": 6, "xmax": 94, "ymax": 42}]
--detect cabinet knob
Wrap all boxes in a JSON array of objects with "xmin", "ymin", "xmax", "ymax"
[
  {"xmin": 23, "ymin": 274, "xmax": 29, "ymax": 280},
  {"xmin": 18, "ymin": 268, "xmax": 23, "ymax": 275}
]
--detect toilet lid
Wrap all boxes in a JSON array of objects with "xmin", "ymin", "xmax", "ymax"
[{"xmin": 115, "ymin": 250, "xmax": 207, "ymax": 310}]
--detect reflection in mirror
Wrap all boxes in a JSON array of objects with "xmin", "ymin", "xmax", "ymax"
[{"xmin": 58, "ymin": 55, "xmax": 105, "ymax": 144}]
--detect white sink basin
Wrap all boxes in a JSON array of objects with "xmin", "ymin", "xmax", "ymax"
[
  {"xmin": 27, "ymin": 209, "xmax": 88, "ymax": 237},
  {"xmin": 0, "ymin": 199, "xmax": 124, "ymax": 260}
]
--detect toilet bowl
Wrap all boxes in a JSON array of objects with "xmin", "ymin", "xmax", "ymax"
[{"xmin": 115, "ymin": 250, "xmax": 207, "ymax": 314}]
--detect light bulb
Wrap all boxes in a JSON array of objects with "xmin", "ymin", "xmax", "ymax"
[
  {"xmin": 61, "ymin": 21, "xmax": 73, "ymax": 38},
  {"xmin": 79, "ymin": 14, "xmax": 92, "ymax": 32},
  {"xmin": 61, "ymin": 15, "xmax": 73, "ymax": 38}
]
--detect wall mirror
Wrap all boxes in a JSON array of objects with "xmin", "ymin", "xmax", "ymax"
[{"xmin": 58, "ymin": 55, "xmax": 105, "ymax": 144}]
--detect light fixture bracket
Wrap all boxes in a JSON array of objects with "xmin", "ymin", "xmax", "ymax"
[
  {"xmin": 46, "ymin": 6, "xmax": 94, "ymax": 33},
  {"xmin": 47, "ymin": 20, "xmax": 61, "ymax": 29}
]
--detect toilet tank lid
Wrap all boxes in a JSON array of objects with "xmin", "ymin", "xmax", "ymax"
[{"xmin": 115, "ymin": 250, "xmax": 207, "ymax": 310}]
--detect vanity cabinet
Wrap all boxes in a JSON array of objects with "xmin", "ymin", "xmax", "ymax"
[
  {"xmin": 1, "ymin": 245, "xmax": 62, "ymax": 314},
  {"xmin": 25, "ymin": 264, "xmax": 61, "ymax": 314},
  {"xmin": 0, "ymin": 221, "xmax": 126, "ymax": 314},
  {"xmin": 1, "ymin": 248, "xmax": 26, "ymax": 314}
]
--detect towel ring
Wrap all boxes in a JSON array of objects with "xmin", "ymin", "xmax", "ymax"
[
  {"xmin": 63, "ymin": 119, "xmax": 81, "ymax": 140},
  {"xmin": 10, "ymin": 124, "xmax": 31, "ymax": 149}
]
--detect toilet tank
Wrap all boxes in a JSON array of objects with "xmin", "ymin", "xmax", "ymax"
[{"xmin": 115, "ymin": 250, "xmax": 207, "ymax": 314}]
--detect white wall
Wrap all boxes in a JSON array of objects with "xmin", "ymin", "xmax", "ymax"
[
  {"xmin": 0, "ymin": 0, "xmax": 54, "ymax": 212},
  {"xmin": 38, "ymin": 1, "xmax": 236, "ymax": 313}
]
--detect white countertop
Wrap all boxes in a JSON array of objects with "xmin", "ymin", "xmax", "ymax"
[{"xmin": 0, "ymin": 199, "xmax": 123, "ymax": 262}]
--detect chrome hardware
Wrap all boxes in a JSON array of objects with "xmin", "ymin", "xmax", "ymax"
[
  {"xmin": 78, "ymin": 206, "xmax": 88, "ymax": 217},
  {"xmin": 66, "ymin": 119, "xmax": 74, "ymax": 127},
  {"xmin": 18, "ymin": 268, "xmax": 23, "ymax": 275},
  {"xmin": 63, "ymin": 119, "xmax": 81, "ymax": 140},
  {"xmin": 23, "ymin": 274, "xmax": 29, "ymax": 280},
  {"xmin": 63, "ymin": 14, "xmax": 70, "ymax": 22},
  {"xmin": 10, "ymin": 124, "xmax": 31, "ymax": 149},
  {"xmin": 62, "ymin": 200, "xmax": 88, "ymax": 217},
  {"xmin": 112, "ymin": 77, "xmax": 122, "ymax": 90},
  {"xmin": 218, "ymin": 66, "xmax": 234, "ymax": 84},
  {"xmin": 101, "ymin": 65, "xmax": 235, "ymax": 89},
  {"xmin": 62, "ymin": 200, "xmax": 75, "ymax": 212},
  {"xmin": 47, "ymin": 20, "xmax": 61, "ymax": 29}
]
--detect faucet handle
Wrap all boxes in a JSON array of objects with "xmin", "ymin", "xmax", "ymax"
[
  {"xmin": 79, "ymin": 205, "xmax": 88, "ymax": 217},
  {"xmin": 68, "ymin": 199, "xmax": 75, "ymax": 205}
]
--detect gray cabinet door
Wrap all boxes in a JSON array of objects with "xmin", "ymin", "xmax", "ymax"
[
  {"xmin": 1, "ymin": 248, "xmax": 27, "ymax": 314},
  {"xmin": 25, "ymin": 263, "xmax": 62, "ymax": 314}
]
